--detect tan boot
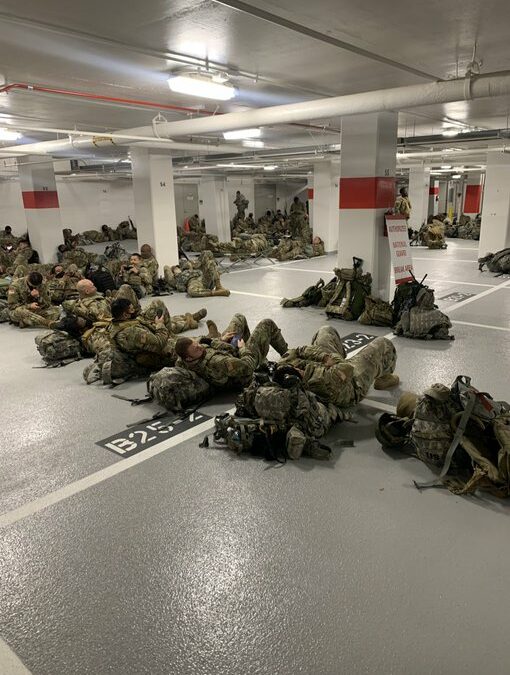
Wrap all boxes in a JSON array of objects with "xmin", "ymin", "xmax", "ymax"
[
  {"xmin": 374, "ymin": 373, "xmax": 400, "ymax": 390},
  {"xmin": 192, "ymin": 308, "xmax": 207, "ymax": 322},
  {"xmin": 206, "ymin": 320, "xmax": 221, "ymax": 338},
  {"xmin": 184, "ymin": 313, "xmax": 199, "ymax": 330},
  {"xmin": 212, "ymin": 287, "xmax": 230, "ymax": 297}
]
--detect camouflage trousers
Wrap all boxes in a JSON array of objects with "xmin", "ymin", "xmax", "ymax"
[
  {"xmin": 10, "ymin": 305, "xmax": 60, "ymax": 328},
  {"xmin": 312, "ymin": 327, "xmax": 396, "ymax": 405},
  {"xmin": 240, "ymin": 315, "xmax": 288, "ymax": 372},
  {"xmin": 116, "ymin": 284, "xmax": 199, "ymax": 332}
]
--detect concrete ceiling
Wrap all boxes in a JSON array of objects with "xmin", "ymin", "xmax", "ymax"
[{"xmin": 0, "ymin": 0, "xmax": 509, "ymax": 161}]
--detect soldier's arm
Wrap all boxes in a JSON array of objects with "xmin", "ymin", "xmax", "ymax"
[
  {"xmin": 139, "ymin": 267, "xmax": 152, "ymax": 285},
  {"xmin": 291, "ymin": 345, "xmax": 331, "ymax": 362},
  {"xmin": 116, "ymin": 324, "xmax": 169, "ymax": 354},
  {"xmin": 7, "ymin": 284, "xmax": 23, "ymax": 308},
  {"xmin": 219, "ymin": 352, "xmax": 253, "ymax": 380}
]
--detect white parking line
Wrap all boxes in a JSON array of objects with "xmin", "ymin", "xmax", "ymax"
[
  {"xmin": 230, "ymin": 290, "xmax": 283, "ymax": 300},
  {"xmin": 413, "ymin": 257, "xmax": 476, "ymax": 263},
  {"xmin": 452, "ymin": 320, "xmax": 510, "ymax": 332},
  {"xmin": 0, "ymin": 638, "xmax": 31, "ymax": 674},
  {"xmin": 0, "ymin": 413, "xmax": 231, "ymax": 529}
]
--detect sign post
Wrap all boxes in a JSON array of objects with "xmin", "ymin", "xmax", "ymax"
[{"xmin": 385, "ymin": 215, "xmax": 414, "ymax": 285}]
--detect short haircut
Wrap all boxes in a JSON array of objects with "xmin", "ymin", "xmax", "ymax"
[
  {"xmin": 27, "ymin": 271, "xmax": 43, "ymax": 286},
  {"xmin": 5, "ymin": 226, "xmax": 12, "ymax": 232},
  {"xmin": 111, "ymin": 297, "xmax": 132, "ymax": 320},
  {"xmin": 175, "ymin": 337, "xmax": 193, "ymax": 359},
  {"xmin": 130, "ymin": 253, "xmax": 141, "ymax": 259}
]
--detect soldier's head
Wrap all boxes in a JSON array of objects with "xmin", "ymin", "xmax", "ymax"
[
  {"xmin": 111, "ymin": 298, "xmax": 135, "ymax": 321},
  {"xmin": 77, "ymin": 279, "xmax": 97, "ymax": 297},
  {"xmin": 27, "ymin": 271, "xmax": 43, "ymax": 288},
  {"xmin": 266, "ymin": 210, "xmax": 271, "ymax": 217},
  {"xmin": 4, "ymin": 225, "xmax": 12, "ymax": 234},
  {"xmin": 17, "ymin": 239, "xmax": 29, "ymax": 250},
  {"xmin": 129, "ymin": 253, "xmax": 141, "ymax": 267},
  {"xmin": 57, "ymin": 244, "xmax": 67, "ymax": 254},
  {"xmin": 400, "ymin": 187, "xmax": 408, "ymax": 197},
  {"xmin": 248, "ymin": 213, "xmax": 253, "ymax": 218},
  {"xmin": 51, "ymin": 264, "xmax": 65, "ymax": 278},
  {"xmin": 101, "ymin": 224, "xmax": 110, "ymax": 233},
  {"xmin": 293, "ymin": 196, "xmax": 299, "ymax": 204},
  {"xmin": 236, "ymin": 190, "xmax": 241, "ymax": 196},
  {"xmin": 175, "ymin": 337, "xmax": 205, "ymax": 363},
  {"xmin": 140, "ymin": 244, "xmax": 152, "ymax": 259}
]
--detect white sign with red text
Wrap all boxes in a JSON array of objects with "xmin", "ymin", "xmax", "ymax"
[{"xmin": 385, "ymin": 215, "xmax": 414, "ymax": 284}]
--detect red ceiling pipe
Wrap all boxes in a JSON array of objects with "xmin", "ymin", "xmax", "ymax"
[{"xmin": 0, "ymin": 82, "xmax": 341, "ymax": 133}]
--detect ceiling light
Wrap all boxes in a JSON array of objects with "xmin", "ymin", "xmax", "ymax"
[
  {"xmin": 451, "ymin": 174, "xmax": 462, "ymax": 179},
  {"xmin": 442, "ymin": 127, "xmax": 460, "ymax": 137},
  {"xmin": 242, "ymin": 139, "xmax": 264, "ymax": 148},
  {"xmin": 216, "ymin": 163, "xmax": 261, "ymax": 169},
  {"xmin": 0, "ymin": 127, "xmax": 22, "ymax": 141},
  {"xmin": 223, "ymin": 128, "xmax": 261, "ymax": 140},
  {"xmin": 168, "ymin": 72, "xmax": 236, "ymax": 101},
  {"xmin": 263, "ymin": 165, "xmax": 278, "ymax": 171},
  {"xmin": 441, "ymin": 164, "xmax": 452, "ymax": 169}
]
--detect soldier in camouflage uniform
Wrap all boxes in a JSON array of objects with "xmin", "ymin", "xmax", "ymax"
[
  {"xmin": 120, "ymin": 253, "xmax": 153, "ymax": 297},
  {"xmin": 272, "ymin": 237, "xmax": 306, "ymax": 261},
  {"xmin": 394, "ymin": 187, "xmax": 412, "ymax": 220},
  {"xmin": 116, "ymin": 219, "xmax": 137, "ymax": 240},
  {"xmin": 234, "ymin": 191, "xmax": 249, "ymax": 219},
  {"xmin": 12, "ymin": 240, "xmax": 34, "ymax": 268},
  {"xmin": 61, "ymin": 243, "xmax": 93, "ymax": 271},
  {"xmin": 62, "ymin": 279, "xmax": 112, "ymax": 322},
  {"xmin": 8, "ymin": 271, "xmax": 60, "ymax": 328},
  {"xmin": 107, "ymin": 297, "xmax": 177, "ymax": 370},
  {"xmin": 175, "ymin": 316, "xmax": 288, "ymax": 390},
  {"xmin": 139, "ymin": 244, "xmax": 159, "ymax": 287},
  {"xmin": 278, "ymin": 326, "xmax": 398, "ymax": 408},
  {"xmin": 79, "ymin": 229, "xmax": 108, "ymax": 244},
  {"xmin": 186, "ymin": 250, "xmax": 230, "ymax": 297}
]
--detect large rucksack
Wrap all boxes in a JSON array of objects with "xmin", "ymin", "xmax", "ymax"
[
  {"xmin": 358, "ymin": 296, "xmax": 394, "ymax": 327},
  {"xmin": 86, "ymin": 264, "xmax": 117, "ymax": 293},
  {"xmin": 147, "ymin": 366, "xmax": 212, "ymax": 411},
  {"xmin": 478, "ymin": 248, "xmax": 510, "ymax": 274},
  {"xmin": 393, "ymin": 286, "xmax": 453, "ymax": 340},
  {"xmin": 83, "ymin": 348, "xmax": 148, "ymax": 385},
  {"xmin": 378, "ymin": 376, "xmax": 510, "ymax": 497},
  {"xmin": 35, "ymin": 330, "xmax": 83, "ymax": 366},
  {"xmin": 325, "ymin": 257, "xmax": 372, "ymax": 321},
  {"xmin": 280, "ymin": 276, "xmax": 336, "ymax": 308}
]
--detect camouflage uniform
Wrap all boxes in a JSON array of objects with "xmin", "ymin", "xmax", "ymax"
[
  {"xmin": 61, "ymin": 247, "xmax": 92, "ymax": 271},
  {"xmin": 108, "ymin": 316, "xmax": 176, "ymax": 370},
  {"xmin": 187, "ymin": 251, "xmax": 229, "ymax": 297},
  {"xmin": 62, "ymin": 292, "xmax": 112, "ymax": 323},
  {"xmin": 115, "ymin": 220, "xmax": 136, "ymax": 240},
  {"xmin": 140, "ymin": 255, "xmax": 159, "ymax": 285},
  {"xmin": 80, "ymin": 229, "xmax": 107, "ymax": 243},
  {"xmin": 272, "ymin": 238, "xmax": 305, "ymax": 261},
  {"xmin": 12, "ymin": 246, "xmax": 33, "ymax": 268},
  {"xmin": 8, "ymin": 277, "xmax": 60, "ymax": 328},
  {"xmin": 279, "ymin": 327, "xmax": 397, "ymax": 408},
  {"xmin": 178, "ymin": 317, "xmax": 287, "ymax": 389},
  {"xmin": 121, "ymin": 264, "xmax": 153, "ymax": 297},
  {"xmin": 234, "ymin": 193, "xmax": 249, "ymax": 219},
  {"xmin": 394, "ymin": 195, "xmax": 412, "ymax": 219}
]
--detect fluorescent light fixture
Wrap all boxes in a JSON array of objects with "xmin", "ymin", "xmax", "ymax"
[
  {"xmin": 216, "ymin": 163, "xmax": 261, "ymax": 169},
  {"xmin": 263, "ymin": 165, "xmax": 278, "ymax": 171},
  {"xmin": 0, "ymin": 127, "xmax": 21, "ymax": 141},
  {"xmin": 441, "ymin": 164, "xmax": 452, "ymax": 169},
  {"xmin": 442, "ymin": 127, "xmax": 460, "ymax": 137},
  {"xmin": 223, "ymin": 128, "xmax": 261, "ymax": 140},
  {"xmin": 451, "ymin": 174, "xmax": 462, "ymax": 179},
  {"xmin": 242, "ymin": 139, "xmax": 264, "ymax": 148},
  {"xmin": 168, "ymin": 73, "xmax": 235, "ymax": 100}
]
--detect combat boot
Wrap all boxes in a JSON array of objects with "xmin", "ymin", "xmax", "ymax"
[
  {"xmin": 183, "ymin": 313, "xmax": 199, "ymax": 330},
  {"xmin": 271, "ymin": 327, "xmax": 288, "ymax": 356},
  {"xmin": 206, "ymin": 320, "xmax": 221, "ymax": 338},
  {"xmin": 374, "ymin": 373, "xmax": 400, "ymax": 390},
  {"xmin": 212, "ymin": 288, "xmax": 230, "ymax": 297},
  {"xmin": 192, "ymin": 308, "xmax": 207, "ymax": 322}
]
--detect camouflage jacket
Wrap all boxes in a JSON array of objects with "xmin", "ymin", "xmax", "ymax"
[
  {"xmin": 121, "ymin": 265, "xmax": 152, "ymax": 291},
  {"xmin": 279, "ymin": 346, "xmax": 355, "ymax": 407},
  {"xmin": 108, "ymin": 317, "xmax": 169, "ymax": 355},
  {"xmin": 177, "ymin": 344, "xmax": 255, "ymax": 389},
  {"xmin": 7, "ymin": 277, "xmax": 51, "ymax": 310},
  {"xmin": 62, "ymin": 248, "xmax": 90, "ymax": 270},
  {"xmin": 62, "ymin": 293, "xmax": 111, "ymax": 322},
  {"xmin": 394, "ymin": 196, "xmax": 412, "ymax": 218},
  {"xmin": 140, "ymin": 256, "xmax": 159, "ymax": 283}
]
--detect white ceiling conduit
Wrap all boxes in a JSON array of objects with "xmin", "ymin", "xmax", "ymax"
[{"xmin": 2, "ymin": 70, "xmax": 510, "ymax": 157}]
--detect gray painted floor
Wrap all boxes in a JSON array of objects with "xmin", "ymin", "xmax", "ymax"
[{"xmin": 1, "ymin": 240, "xmax": 509, "ymax": 675}]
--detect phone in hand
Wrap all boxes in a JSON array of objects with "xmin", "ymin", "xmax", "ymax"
[{"xmin": 230, "ymin": 335, "xmax": 242, "ymax": 348}]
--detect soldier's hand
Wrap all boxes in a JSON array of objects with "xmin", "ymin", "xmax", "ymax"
[
  {"xmin": 237, "ymin": 338, "xmax": 245, "ymax": 349},
  {"xmin": 323, "ymin": 355, "xmax": 335, "ymax": 367},
  {"xmin": 222, "ymin": 331, "xmax": 235, "ymax": 342},
  {"xmin": 29, "ymin": 302, "xmax": 39, "ymax": 310},
  {"xmin": 30, "ymin": 288, "xmax": 39, "ymax": 298},
  {"xmin": 154, "ymin": 315, "xmax": 166, "ymax": 327}
]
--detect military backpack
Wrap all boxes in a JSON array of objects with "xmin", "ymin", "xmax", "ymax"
[
  {"xmin": 147, "ymin": 366, "xmax": 212, "ymax": 412},
  {"xmin": 325, "ymin": 257, "xmax": 372, "ymax": 321},
  {"xmin": 35, "ymin": 330, "xmax": 83, "ymax": 366}
]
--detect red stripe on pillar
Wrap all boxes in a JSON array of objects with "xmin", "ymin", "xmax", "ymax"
[
  {"xmin": 464, "ymin": 184, "xmax": 482, "ymax": 213},
  {"xmin": 429, "ymin": 187, "xmax": 439, "ymax": 195},
  {"xmin": 307, "ymin": 188, "xmax": 314, "ymax": 200},
  {"xmin": 339, "ymin": 177, "xmax": 395, "ymax": 209},
  {"xmin": 22, "ymin": 190, "xmax": 59, "ymax": 209}
]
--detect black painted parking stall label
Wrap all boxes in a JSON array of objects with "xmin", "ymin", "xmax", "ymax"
[
  {"xmin": 439, "ymin": 291, "xmax": 476, "ymax": 303},
  {"xmin": 97, "ymin": 411, "xmax": 212, "ymax": 457},
  {"xmin": 342, "ymin": 332, "xmax": 377, "ymax": 355}
]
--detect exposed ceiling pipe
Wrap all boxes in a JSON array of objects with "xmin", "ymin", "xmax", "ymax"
[
  {"xmin": 0, "ymin": 82, "xmax": 341, "ymax": 134},
  {"xmin": 397, "ymin": 146, "xmax": 509, "ymax": 160},
  {"xmin": 4, "ymin": 70, "xmax": 510, "ymax": 158}
]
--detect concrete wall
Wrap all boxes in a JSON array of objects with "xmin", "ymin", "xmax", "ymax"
[{"xmin": 174, "ymin": 183, "xmax": 199, "ymax": 227}]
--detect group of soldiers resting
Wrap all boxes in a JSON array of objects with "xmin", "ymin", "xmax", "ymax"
[
  {"xmin": 64, "ymin": 219, "xmax": 138, "ymax": 246},
  {"xmin": 179, "ymin": 193, "xmax": 325, "ymax": 262}
]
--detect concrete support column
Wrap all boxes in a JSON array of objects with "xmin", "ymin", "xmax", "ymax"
[
  {"xmin": 18, "ymin": 156, "xmax": 62, "ymax": 262},
  {"xmin": 198, "ymin": 177, "xmax": 231, "ymax": 242},
  {"xmin": 408, "ymin": 166, "xmax": 431, "ymax": 230},
  {"xmin": 307, "ymin": 174, "xmax": 314, "ymax": 228},
  {"xmin": 131, "ymin": 148, "xmax": 179, "ymax": 268},
  {"xmin": 226, "ymin": 176, "xmax": 255, "ymax": 221},
  {"xmin": 339, "ymin": 111, "xmax": 398, "ymax": 300},
  {"xmin": 428, "ymin": 179, "xmax": 440, "ymax": 216},
  {"xmin": 438, "ymin": 180, "xmax": 448, "ymax": 214},
  {"xmin": 479, "ymin": 154, "xmax": 510, "ymax": 254},
  {"xmin": 463, "ymin": 171, "xmax": 484, "ymax": 218},
  {"xmin": 313, "ymin": 160, "xmax": 339, "ymax": 252}
]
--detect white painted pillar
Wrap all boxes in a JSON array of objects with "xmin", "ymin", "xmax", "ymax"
[
  {"xmin": 226, "ymin": 176, "xmax": 255, "ymax": 220},
  {"xmin": 463, "ymin": 171, "xmax": 484, "ymax": 218},
  {"xmin": 131, "ymin": 148, "xmax": 179, "ymax": 268},
  {"xmin": 478, "ymin": 154, "xmax": 510, "ymax": 254},
  {"xmin": 18, "ymin": 156, "xmax": 62, "ymax": 262},
  {"xmin": 438, "ymin": 180, "xmax": 448, "ymax": 214},
  {"xmin": 428, "ymin": 179, "xmax": 440, "ymax": 216},
  {"xmin": 198, "ymin": 177, "xmax": 231, "ymax": 242},
  {"xmin": 339, "ymin": 112, "xmax": 397, "ymax": 300},
  {"xmin": 408, "ymin": 166, "xmax": 431, "ymax": 230},
  {"xmin": 313, "ymin": 160, "xmax": 339, "ymax": 252}
]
